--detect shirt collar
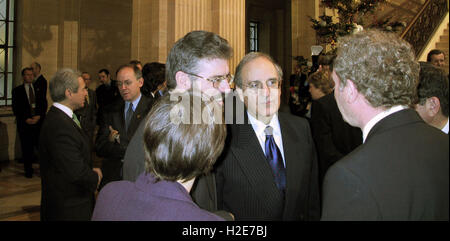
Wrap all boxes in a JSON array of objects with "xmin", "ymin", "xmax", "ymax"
[
  {"xmin": 53, "ymin": 102, "xmax": 73, "ymax": 119},
  {"xmin": 362, "ymin": 105, "xmax": 408, "ymax": 143},
  {"xmin": 442, "ymin": 118, "xmax": 449, "ymax": 134},
  {"xmin": 126, "ymin": 93, "xmax": 142, "ymax": 111},
  {"xmin": 247, "ymin": 112, "xmax": 281, "ymax": 138}
]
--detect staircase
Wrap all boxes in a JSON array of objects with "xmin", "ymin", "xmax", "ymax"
[{"xmin": 435, "ymin": 23, "xmax": 449, "ymax": 72}]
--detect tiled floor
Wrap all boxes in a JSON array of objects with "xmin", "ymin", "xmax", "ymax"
[
  {"xmin": 0, "ymin": 161, "xmax": 41, "ymax": 221},
  {"xmin": 0, "ymin": 154, "xmax": 102, "ymax": 221}
]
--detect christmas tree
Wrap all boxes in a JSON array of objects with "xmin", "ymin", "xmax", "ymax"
[{"xmin": 310, "ymin": 0, "xmax": 406, "ymax": 48}]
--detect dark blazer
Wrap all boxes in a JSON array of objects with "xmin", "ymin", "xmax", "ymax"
[
  {"xmin": 91, "ymin": 173, "xmax": 224, "ymax": 221},
  {"xmin": 74, "ymin": 88, "xmax": 97, "ymax": 143},
  {"xmin": 95, "ymin": 95, "xmax": 153, "ymax": 187},
  {"xmin": 34, "ymin": 74, "xmax": 48, "ymax": 114},
  {"xmin": 321, "ymin": 109, "xmax": 449, "ymax": 221},
  {"xmin": 122, "ymin": 119, "xmax": 147, "ymax": 182},
  {"xmin": 95, "ymin": 83, "xmax": 120, "ymax": 125},
  {"xmin": 12, "ymin": 83, "xmax": 47, "ymax": 130},
  {"xmin": 39, "ymin": 106, "xmax": 99, "ymax": 221},
  {"xmin": 216, "ymin": 111, "xmax": 321, "ymax": 221},
  {"xmin": 310, "ymin": 92, "xmax": 362, "ymax": 187}
]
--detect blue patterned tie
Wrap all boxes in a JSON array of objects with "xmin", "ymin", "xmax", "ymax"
[{"xmin": 264, "ymin": 126, "xmax": 286, "ymax": 192}]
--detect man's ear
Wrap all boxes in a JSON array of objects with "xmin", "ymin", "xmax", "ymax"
[
  {"xmin": 175, "ymin": 71, "xmax": 191, "ymax": 90},
  {"xmin": 426, "ymin": 97, "xmax": 441, "ymax": 117},
  {"xmin": 65, "ymin": 89, "xmax": 72, "ymax": 99},
  {"xmin": 344, "ymin": 79, "xmax": 358, "ymax": 104}
]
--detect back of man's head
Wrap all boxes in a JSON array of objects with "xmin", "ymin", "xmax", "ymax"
[
  {"xmin": 166, "ymin": 30, "xmax": 232, "ymax": 90},
  {"xmin": 333, "ymin": 29, "xmax": 419, "ymax": 108},
  {"xmin": 142, "ymin": 62, "xmax": 166, "ymax": 93},
  {"xmin": 417, "ymin": 62, "xmax": 449, "ymax": 117}
]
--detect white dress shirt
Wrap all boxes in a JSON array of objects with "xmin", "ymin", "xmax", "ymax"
[
  {"xmin": 53, "ymin": 102, "xmax": 74, "ymax": 119},
  {"xmin": 247, "ymin": 112, "xmax": 286, "ymax": 166},
  {"xmin": 442, "ymin": 118, "xmax": 449, "ymax": 134}
]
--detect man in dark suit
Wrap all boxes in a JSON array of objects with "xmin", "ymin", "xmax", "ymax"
[
  {"xmin": 12, "ymin": 68, "xmax": 47, "ymax": 178},
  {"xmin": 39, "ymin": 68, "xmax": 102, "ymax": 220},
  {"xmin": 321, "ymin": 30, "xmax": 449, "ymax": 220},
  {"xmin": 415, "ymin": 62, "xmax": 449, "ymax": 134},
  {"xmin": 215, "ymin": 52, "xmax": 320, "ymax": 221},
  {"xmin": 31, "ymin": 62, "xmax": 48, "ymax": 113},
  {"xmin": 95, "ymin": 69, "xmax": 120, "ymax": 125},
  {"xmin": 310, "ymin": 91, "xmax": 362, "ymax": 189},
  {"xmin": 122, "ymin": 31, "xmax": 234, "ymax": 220},
  {"xmin": 74, "ymin": 72, "xmax": 98, "ymax": 149},
  {"xmin": 95, "ymin": 64, "xmax": 153, "ymax": 189}
]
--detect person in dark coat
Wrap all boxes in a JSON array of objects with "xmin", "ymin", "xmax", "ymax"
[
  {"xmin": 39, "ymin": 68, "xmax": 102, "ymax": 221},
  {"xmin": 215, "ymin": 52, "xmax": 320, "ymax": 221},
  {"xmin": 95, "ymin": 64, "xmax": 153, "ymax": 189},
  {"xmin": 321, "ymin": 30, "xmax": 448, "ymax": 221},
  {"xmin": 12, "ymin": 68, "xmax": 47, "ymax": 178}
]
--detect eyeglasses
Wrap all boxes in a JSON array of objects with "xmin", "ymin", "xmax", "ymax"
[
  {"xmin": 245, "ymin": 78, "xmax": 281, "ymax": 90},
  {"xmin": 184, "ymin": 72, "xmax": 234, "ymax": 88},
  {"xmin": 116, "ymin": 80, "xmax": 135, "ymax": 87}
]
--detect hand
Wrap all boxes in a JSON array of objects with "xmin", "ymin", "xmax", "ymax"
[
  {"xmin": 32, "ymin": 115, "xmax": 41, "ymax": 122},
  {"xmin": 108, "ymin": 126, "xmax": 120, "ymax": 143},
  {"xmin": 25, "ymin": 118, "xmax": 37, "ymax": 125},
  {"xmin": 93, "ymin": 168, "xmax": 103, "ymax": 188}
]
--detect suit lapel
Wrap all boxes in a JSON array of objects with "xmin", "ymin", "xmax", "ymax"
[
  {"xmin": 278, "ymin": 112, "xmax": 308, "ymax": 218},
  {"xmin": 51, "ymin": 106, "xmax": 87, "ymax": 139},
  {"xmin": 127, "ymin": 96, "xmax": 149, "ymax": 138},
  {"xmin": 112, "ymin": 100, "xmax": 127, "ymax": 140},
  {"xmin": 230, "ymin": 120, "xmax": 284, "ymax": 215}
]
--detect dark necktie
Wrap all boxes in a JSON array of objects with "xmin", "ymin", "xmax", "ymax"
[
  {"xmin": 28, "ymin": 85, "xmax": 36, "ymax": 115},
  {"xmin": 264, "ymin": 126, "xmax": 286, "ymax": 192},
  {"xmin": 125, "ymin": 103, "xmax": 134, "ymax": 134}
]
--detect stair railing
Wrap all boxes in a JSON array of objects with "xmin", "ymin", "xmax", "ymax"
[{"xmin": 400, "ymin": 0, "xmax": 449, "ymax": 58}]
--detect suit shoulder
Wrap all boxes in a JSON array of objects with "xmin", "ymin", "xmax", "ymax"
[
  {"xmin": 12, "ymin": 84, "xmax": 24, "ymax": 92},
  {"xmin": 279, "ymin": 111, "xmax": 310, "ymax": 127}
]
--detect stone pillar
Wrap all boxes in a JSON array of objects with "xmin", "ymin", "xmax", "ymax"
[
  {"xmin": 131, "ymin": 0, "xmax": 245, "ymax": 73},
  {"xmin": 291, "ymin": 0, "xmax": 320, "ymax": 71}
]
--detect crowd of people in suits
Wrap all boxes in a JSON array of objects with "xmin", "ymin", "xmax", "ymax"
[{"xmin": 11, "ymin": 29, "xmax": 448, "ymax": 221}]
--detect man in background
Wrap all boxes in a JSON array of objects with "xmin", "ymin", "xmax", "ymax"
[
  {"xmin": 31, "ymin": 62, "xmax": 48, "ymax": 113},
  {"xmin": 415, "ymin": 62, "xmax": 449, "ymax": 134},
  {"xmin": 12, "ymin": 68, "xmax": 47, "ymax": 178},
  {"xmin": 74, "ymin": 72, "xmax": 98, "ymax": 149},
  {"xmin": 427, "ymin": 49, "xmax": 446, "ymax": 68},
  {"xmin": 95, "ymin": 64, "xmax": 153, "ymax": 189},
  {"xmin": 95, "ymin": 69, "xmax": 120, "ymax": 125}
]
